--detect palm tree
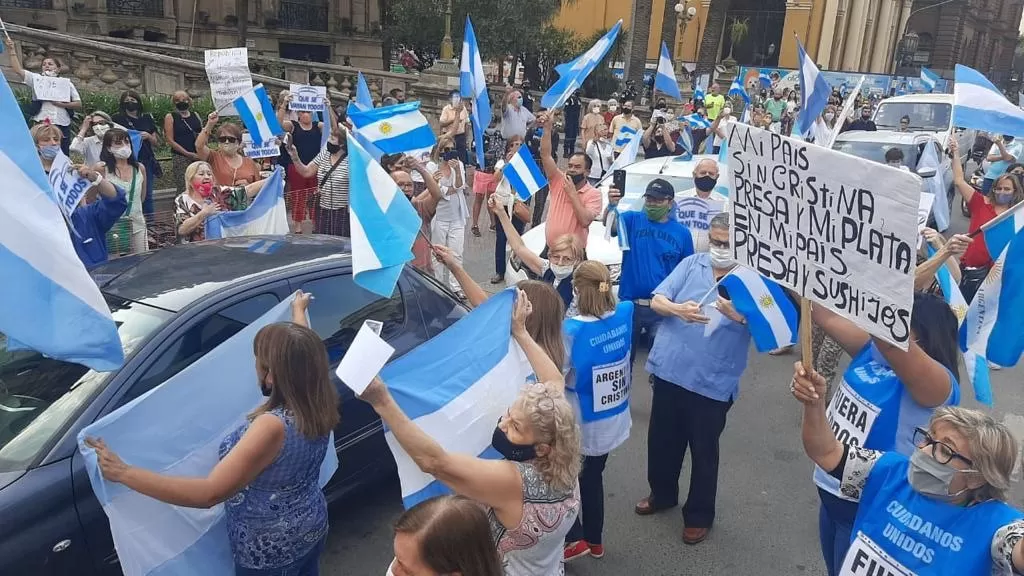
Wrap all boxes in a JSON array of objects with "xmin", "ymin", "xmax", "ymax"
[
  {"xmin": 695, "ymin": 0, "xmax": 731, "ymax": 79},
  {"xmin": 725, "ymin": 17, "xmax": 748, "ymax": 62},
  {"xmin": 625, "ymin": 0, "xmax": 654, "ymax": 87}
]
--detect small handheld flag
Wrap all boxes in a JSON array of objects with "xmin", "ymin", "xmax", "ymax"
[
  {"xmin": 920, "ymin": 67, "xmax": 939, "ymax": 93},
  {"xmin": 460, "ymin": 17, "xmax": 492, "ymax": 169},
  {"xmin": 718, "ymin": 267, "xmax": 798, "ymax": 353},
  {"xmin": 348, "ymin": 72, "xmax": 374, "ymax": 115},
  {"xmin": 794, "ymin": 37, "xmax": 831, "ymax": 138},
  {"xmin": 233, "ymin": 84, "xmax": 283, "ymax": 146},
  {"xmin": 503, "ymin": 145, "xmax": 548, "ymax": 201},
  {"xmin": 654, "ymin": 42, "xmax": 682, "ymax": 101},
  {"xmin": 728, "ymin": 76, "xmax": 750, "ymax": 105},
  {"xmin": 542, "ymin": 21, "xmax": 623, "ymax": 110},
  {"xmin": 347, "ymin": 101, "xmax": 437, "ymax": 158}
]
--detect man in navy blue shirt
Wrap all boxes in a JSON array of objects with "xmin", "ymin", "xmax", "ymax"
[
  {"xmin": 605, "ymin": 178, "xmax": 694, "ymax": 362},
  {"xmin": 68, "ymin": 165, "xmax": 128, "ymax": 268}
]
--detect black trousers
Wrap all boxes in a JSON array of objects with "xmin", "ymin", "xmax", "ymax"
[
  {"xmin": 494, "ymin": 215, "xmax": 526, "ymax": 276},
  {"xmin": 531, "ymin": 185, "xmax": 550, "ymax": 228},
  {"xmin": 647, "ymin": 376, "xmax": 732, "ymax": 528},
  {"xmin": 566, "ymin": 453, "xmax": 609, "ymax": 545}
]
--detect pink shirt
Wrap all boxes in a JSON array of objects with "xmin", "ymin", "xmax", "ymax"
[{"xmin": 544, "ymin": 174, "xmax": 601, "ymax": 249}]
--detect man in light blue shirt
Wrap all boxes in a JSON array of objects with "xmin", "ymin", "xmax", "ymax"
[
  {"xmin": 633, "ymin": 212, "xmax": 752, "ymax": 546},
  {"xmin": 982, "ymin": 135, "xmax": 1023, "ymax": 194}
]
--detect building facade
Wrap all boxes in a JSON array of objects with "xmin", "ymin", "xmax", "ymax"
[{"xmin": 0, "ymin": 0, "xmax": 384, "ymax": 68}]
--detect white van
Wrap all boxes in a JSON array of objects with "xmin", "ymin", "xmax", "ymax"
[{"xmin": 872, "ymin": 94, "xmax": 974, "ymax": 167}]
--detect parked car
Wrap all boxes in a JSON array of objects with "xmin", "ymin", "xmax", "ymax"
[
  {"xmin": 507, "ymin": 155, "xmax": 724, "ymax": 288},
  {"xmin": 0, "ymin": 235, "xmax": 468, "ymax": 576},
  {"xmin": 871, "ymin": 93, "xmax": 975, "ymax": 168},
  {"xmin": 832, "ymin": 130, "xmax": 955, "ymax": 225}
]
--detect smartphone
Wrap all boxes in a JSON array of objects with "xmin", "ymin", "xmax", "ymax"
[
  {"xmin": 612, "ymin": 169, "xmax": 626, "ymax": 194},
  {"xmin": 442, "ymin": 150, "xmax": 459, "ymax": 162},
  {"xmin": 717, "ymin": 285, "xmax": 731, "ymax": 300}
]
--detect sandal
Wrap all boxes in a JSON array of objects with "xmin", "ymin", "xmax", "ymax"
[{"xmin": 472, "ymin": 226, "xmax": 481, "ymax": 237}]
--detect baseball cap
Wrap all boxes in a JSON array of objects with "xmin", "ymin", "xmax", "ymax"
[{"xmin": 644, "ymin": 178, "xmax": 675, "ymax": 200}]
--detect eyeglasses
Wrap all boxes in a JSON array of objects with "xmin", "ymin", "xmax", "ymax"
[
  {"xmin": 548, "ymin": 254, "xmax": 575, "ymax": 266},
  {"xmin": 708, "ymin": 238, "xmax": 731, "ymax": 250},
  {"xmin": 913, "ymin": 427, "xmax": 975, "ymax": 468},
  {"xmin": 217, "ymin": 136, "xmax": 239, "ymax": 144}
]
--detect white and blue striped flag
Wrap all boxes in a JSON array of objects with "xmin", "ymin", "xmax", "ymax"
[
  {"xmin": 460, "ymin": 17, "xmax": 492, "ymax": 169},
  {"xmin": 714, "ymin": 131, "xmax": 730, "ymax": 197},
  {"xmin": 233, "ymin": 84, "xmax": 283, "ymax": 146},
  {"xmin": 78, "ymin": 294, "xmax": 338, "ymax": 576},
  {"xmin": 674, "ymin": 124, "xmax": 695, "ymax": 161},
  {"xmin": 0, "ymin": 72, "xmax": 123, "ymax": 371},
  {"xmin": 380, "ymin": 289, "xmax": 533, "ymax": 508},
  {"xmin": 654, "ymin": 41, "xmax": 682, "ymax": 101},
  {"xmin": 346, "ymin": 131, "xmax": 422, "ymax": 298},
  {"xmin": 953, "ymin": 64, "xmax": 1024, "ymax": 137},
  {"xmin": 347, "ymin": 101, "xmax": 437, "ymax": 158},
  {"xmin": 728, "ymin": 76, "xmax": 750, "ymax": 105},
  {"xmin": 759, "ymin": 70, "xmax": 772, "ymax": 90},
  {"xmin": 614, "ymin": 124, "xmax": 639, "ymax": 148},
  {"xmin": 717, "ymin": 266, "xmax": 798, "ymax": 353},
  {"xmin": 683, "ymin": 113, "xmax": 712, "ymax": 130},
  {"xmin": 348, "ymin": 71, "xmax": 374, "ymax": 115},
  {"xmin": 504, "ymin": 144, "xmax": 548, "ymax": 201},
  {"xmin": 926, "ymin": 245, "xmax": 968, "ymax": 327},
  {"xmin": 921, "ymin": 67, "xmax": 940, "ymax": 93},
  {"xmin": 541, "ymin": 20, "xmax": 623, "ymax": 110},
  {"xmin": 917, "ymin": 138, "xmax": 950, "ymax": 231},
  {"xmin": 693, "ymin": 80, "xmax": 705, "ymax": 102},
  {"xmin": 794, "ymin": 38, "xmax": 831, "ymax": 138},
  {"xmin": 204, "ymin": 167, "xmax": 289, "ymax": 239},
  {"xmin": 978, "ymin": 198, "xmax": 1024, "ymax": 260}
]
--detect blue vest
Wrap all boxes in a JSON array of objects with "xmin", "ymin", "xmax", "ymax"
[
  {"xmin": 844, "ymin": 452, "xmax": 1021, "ymax": 574},
  {"xmin": 542, "ymin": 268, "xmax": 574, "ymax": 310},
  {"xmin": 563, "ymin": 302, "xmax": 634, "ymax": 422},
  {"xmin": 815, "ymin": 343, "xmax": 960, "ymax": 499}
]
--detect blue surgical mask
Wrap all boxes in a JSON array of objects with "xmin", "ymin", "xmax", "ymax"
[
  {"xmin": 39, "ymin": 145, "xmax": 60, "ymax": 160},
  {"xmin": 516, "ymin": 97, "xmax": 524, "ymax": 106}
]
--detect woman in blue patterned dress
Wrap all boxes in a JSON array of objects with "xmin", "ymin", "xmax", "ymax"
[{"xmin": 87, "ymin": 292, "xmax": 339, "ymax": 575}]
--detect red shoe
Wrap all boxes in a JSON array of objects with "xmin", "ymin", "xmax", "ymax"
[
  {"xmin": 589, "ymin": 543, "xmax": 605, "ymax": 559},
  {"xmin": 563, "ymin": 540, "xmax": 591, "ymax": 562}
]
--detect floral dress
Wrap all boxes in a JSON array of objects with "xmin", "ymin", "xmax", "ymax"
[{"xmin": 173, "ymin": 187, "xmax": 250, "ymax": 243}]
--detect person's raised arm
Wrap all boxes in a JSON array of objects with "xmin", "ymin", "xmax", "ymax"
[
  {"xmin": 408, "ymin": 158, "xmax": 443, "ymax": 204},
  {"xmin": 277, "ymin": 93, "xmax": 294, "ymax": 133},
  {"xmin": 487, "ymin": 196, "xmax": 545, "ymax": 275},
  {"xmin": 987, "ymin": 139, "xmax": 1008, "ymax": 163},
  {"xmin": 641, "ymin": 120, "xmax": 656, "ymax": 147},
  {"xmin": 810, "ymin": 303, "xmax": 870, "ymax": 357},
  {"xmin": 432, "ymin": 245, "xmax": 489, "ymax": 307},
  {"xmin": 195, "ymin": 112, "xmax": 218, "ymax": 161},
  {"xmin": 324, "ymin": 98, "xmax": 340, "ymax": 135},
  {"xmin": 286, "ymin": 144, "xmax": 318, "ymax": 178},
  {"xmin": 791, "ymin": 362, "xmax": 846, "ymax": 473},
  {"xmin": 290, "ymin": 291, "xmax": 311, "ymax": 328},
  {"xmin": 948, "ymin": 140, "xmax": 976, "ymax": 205},
  {"xmin": 915, "ymin": 230, "xmax": 968, "ymax": 290},
  {"xmin": 538, "ymin": 112, "xmax": 560, "ymax": 179},
  {"xmin": 4, "ymin": 38, "xmax": 25, "ymax": 78},
  {"xmin": 512, "ymin": 290, "xmax": 564, "ymax": 387},
  {"xmin": 240, "ymin": 178, "xmax": 267, "ymax": 199},
  {"xmin": 603, "ymin": 186, "xmax": 623, "ymax": 236}
]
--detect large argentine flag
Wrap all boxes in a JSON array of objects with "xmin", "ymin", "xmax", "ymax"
[
  {"xmin": 541, "ymin": 20, "xmax": 623, "ymax": 110},
  {"xmin": 0, "ymin": 72, "xmax": 123, "ymax": 371},
  {"xmin": 204, "ymin": 167, "xmax": 288, "ymax": 239},
  {"xmin": 720, "ymin": 267, "xmax": 798, "ymax": 353},
  {"xmin": 347, "ymin": 132, "xmax": 421, "ymax": 298},
  {"xmin": 614, "ymin": 124, "xmax": 639, "ymax": 148},
  {"xmin": 654, "ymin": 42, "xmax": 682, "ymax": 101},
  {"xmin": 233, "ymin": 84, "xmax": 283, "ymax": 146},
  {"xmin": 794, "ymin": 38, "xmax": 831, "ymax": 138},
  {"xmin": 460, "ymin": 17, "xmax": 491, "ymax": 169},
  {"xmin": 380, "ymin": 289, "xmax": 533, "ymax": 508},
  {"xmin": 954, "ymin": 65, "xmax": 1024, "ymax": 137},
  {"xmin": 347, "ymin": 101, "xmax": 437, "ymax": 157},
  {"xmin": 979, "ymin": 200, "xmax": 1024, "ymax": 261},
  {"xmin": 504, "ymin": 144, "xmax": 548, "ymax": 201},
  {"xmin": 348, "ymin": 72, "xmax": 374, "ymax": 115},
  {"xmin": 728, "ymin": 76, "xmax": 750, "ymax": 105},
  {"xmin": 77, "ymin": 294, "xmax": 338, "ymax": 576}
]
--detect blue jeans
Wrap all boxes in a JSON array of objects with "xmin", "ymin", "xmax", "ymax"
[
  {"xmin": 818, "ymin": 492, "xmax": 857, "ymax": 576},
  {"xmin": 630, "ymin": 302, "xmax": 661, "ymax": 364},
  {"xmin": 235, "ymin": 538, "xmax": 324, "ymax": 576}
]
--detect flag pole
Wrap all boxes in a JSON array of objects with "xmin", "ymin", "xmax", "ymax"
[
  {"xmin": 800, "ymin": 299, "xmax": 814, "ymax": 372},
  {"xmin": 0, "ymin": 16, "xmax": 12, "ymax": 42}
]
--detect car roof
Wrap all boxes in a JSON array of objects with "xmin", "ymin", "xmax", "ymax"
[
  {"xmin": 877, "ymin": 94, "xmax": 953, "ymax": 104},
  {"xmin": 91, "ymin": 235, "xmax": 352, "ymax": 312},
  {"xmin": 834, "ymin": 130, "xmax": 937, "ymax": 145}
]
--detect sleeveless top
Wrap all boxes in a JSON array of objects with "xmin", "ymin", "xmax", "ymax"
[
  {"xmin": 171, "ymin": 111, "xmax": 202, "ymax": 155},
  {"xmin": 108, "ymin": 166, "xmax": 144, "ymax": 223},
  {"xmin": 291, "ymin": 120, "xmax": 323, "ymax": 165},
  {"xmin": 218, "ymin": 408, "xmax": 330, "ymax": 570},
  {"xmin": 563, "ymin": 303, "xmax": 634, "ymax": 456},
  {"xmin": 488, "ymin": 462, "xmax": 579, "ymax": 576},
  {"xmin": 814, "ymin": 342, "xmax": 960, "ymax": 501},
  {"xmin": 846, "ymin": 452, "xmax": 1022, "ymax": 575}
]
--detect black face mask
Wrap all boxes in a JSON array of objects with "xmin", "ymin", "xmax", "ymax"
[
  {"xmin": 622, "ymin": 108, "xmax": 633, "ymax": 115},
  {"xmin": 175, "ymin": 101, "xmax": 190, "ymax": 111},
  {"xmin": 694, "ymin": 175, "xmax": 717, "ymax": 192},
  {"xmin": 654, "ymin": 135, "xmax": 665, "ymax": 143},
  {"xmin": 491, "ymin": 421, "xmax": 537, "ymax": 462},
  {"xmin": 124, "ymin": 102, "xmax": 140, "ymax": 113},
  {"xmin": 570, "ymin": 172, "xmax": 587, "ymax": 185},
  {"xmin": 326, "ymin": 142, "xmax": 342, "ymax": 154},
  {"xmin": 656, "ymin": 102, "xmax": 666, "ymax": 110}
]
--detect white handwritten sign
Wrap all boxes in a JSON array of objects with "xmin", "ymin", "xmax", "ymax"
[
  {"xmin": 727, "ymin": 123, "xmax": 921, "ymax": 349},
  {"xmin": 675, "ymin": 196, "xmax": 725, "ymax": 233},
  {"xmin": 33, "ymin": 75, "xmax": 72, "ymax": 102},
  {"xmin": 48, "ymin": 150, "xmax": 93, "ymax": 219},
  {"xmin": 242, "ymin": 133, "xmax": 280, "ymax": 159},
  {"xmin": 204, "ymin": 48, "xmax": 253, "ymax": 116},
  {"xmin": 288, "ymin": 84, "xmax": 327, "ymax": 112}
]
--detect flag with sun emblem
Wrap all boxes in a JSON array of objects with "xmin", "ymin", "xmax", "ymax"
[
  {"xmin": 347, "ymin": 101, "xmax": 436, "ymax": 158},
  {"xmin": 926, "ymin": 245, "xmax": 968, "ymax": 327},
  {"xmin": 232, "ymin": 84, "xmax": 283, "ymax": 145},
  {"xmin": 719, "ymin": 266, "xmax": 798, "ymax": 353}
]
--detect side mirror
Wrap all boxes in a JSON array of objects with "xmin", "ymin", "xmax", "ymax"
[{"xmin": 918, "ymin": 167, "xmax": 937, "ymax": 178}]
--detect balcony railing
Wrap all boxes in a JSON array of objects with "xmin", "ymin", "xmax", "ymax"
[
  {"xmin": 278, "ymin": 0, "xmax": 328, "ymax": 32},
  {"xmin": 106, "ymin": 0, "xmax": 163, "ymax": 17},
  {"xmin": 0, "ymin": 0, "xmax": 53, "ymax": 8}
]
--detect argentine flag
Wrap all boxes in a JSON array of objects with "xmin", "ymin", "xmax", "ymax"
[
  {"xmin": 347, "ymin": 101, "xmax": 437, "ymax": 158},
  {"xmin": 204, "ymin": 167, "xmax": 289, "ymax": 239},
  {"xmin": 979, "ymin": 200, "xmax": 1024, "ymax": 260},
  {"xmin": 953, "ymin": 65, "xmax": 1024, "ymax": 137},
  {"xmin": 682, "ymin": 113, "xmax": 711, "ymax": 130},
  {"xmin": 674, "ymin": 124, "xmax": 695, "ymax": 161},
  {"xmin": 542, "ymin": 20, "xmax": 623, "ymax": 110},
  {"xmin": 0, "ymin": 72, "xmax": 123, "ymax": 371},
  {"xmin": 77, "ymin": 294, "xmax": 338, "ymax": 575},
  {"xmin": 233, "ymin": 84, "xmax": 283, "ymax": 146},
  {"xmin": 348, "ymin": 71, "xmax": 374, "ymax": 115},
  {"xmin": 614, "ymin": 124, "xmax": 639, "ymax": 148},
  {"xmin": 719, "ymin": 266, "xmax": 798, "ymax": 353},
  {"xmin": 380, "ymin": 289, "xmax": 533, "ymax": 508},
  {"xmin": 921, "ymin": 67, "xmax": 939, "ymax": 93},
  {"xmin": 728, "ymin": 76, "xmax": 750, "ymax": 105},
  {"xmin": 503, "ymin": 144, "xmax": 548, "ymax": 201},
  {"xmin": 654, "ymin": 41, "xmax": 682, "ymax": 101},
  {"xmin": 128, "ymin": 129, "xmax": 143, "ymax": 161},
  {"xmin": 460, "ymin": 17, "xmax": 491, "ymax": 169},
  {"xmin": 713, "ymin": 133, "xmax": 730, "ymax": 198},
  {"xmin": 693, "ymin": 81, "xmax": 705, "ymax": 102},
  {"xmin": 794, "ymin": 38, "xmax": 831, "ymax": 138},
  {"xmin": 347, "ymin": 132, "xmax": 422, "ymax": 298}
]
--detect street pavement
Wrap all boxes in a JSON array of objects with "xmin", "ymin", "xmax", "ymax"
[{"xmin": 320, "ymin": 195, "xmax": 1024, "ymax": 575}]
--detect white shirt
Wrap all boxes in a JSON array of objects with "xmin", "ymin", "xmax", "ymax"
[
  {"xmin": 433, "ymin": 160, "xmax": 468, "ymax": 223},
  {"xmin": 713, "ymin": 116, "xmax": 735, "ymax": 147},
  {"xmin": 585, "ymin": 139, "xmax": 614, "ymax": 179},
  {"xmin": 674, "ymin": 187, "xmax": 730, "ymax": 253},
  {"xmin": 23, "ymin": 70, "xmax": 80, "ymax": 127},
  {"xmin": 502, "ymin": 104, "xmax": 535, "ymax": 140},
  {"xmin": 70, "ymin": 134, "xmax": 104, "ymax": 166}
]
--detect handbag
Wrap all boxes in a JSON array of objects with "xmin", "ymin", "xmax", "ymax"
[{"xmin": 107, "ymin": 168, "xmax": 137, "ymax": 255}]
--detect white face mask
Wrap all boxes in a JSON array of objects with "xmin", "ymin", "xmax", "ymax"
[
  {"xmin": 110, "ymin": 146, "xmax": 132, "ymax": 160},
  {"xmin": 42, "ymin": 69, "xmax": 58, "ymax": 77},
  {"xmin": 550, "ymin": 263, "xmax": 575, "ymax": 280},
  {"xmin": 93, "ymin": 124, "xmax": 110, "ymax": 138},
  {"xmin": 824, "ymin": 112, "xmax": 835, "ymax": 121},
  {"xmin": 709, "ymin": 246, "xmax": 734, "ymax": 269},
  {"xmin": 591, "ymin": 107, "xmax": 601, "ymax": 114},
  {"xmin": 608, "ymin": 105, "xmax": 618, "ymax": 112}
]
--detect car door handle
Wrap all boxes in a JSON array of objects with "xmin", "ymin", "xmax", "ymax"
[{"xmin": 52, "ymin": 539, "xmax": 71, "ymax": 553}]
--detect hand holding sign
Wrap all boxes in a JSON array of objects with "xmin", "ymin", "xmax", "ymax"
[
  {"xmin": 789, "ymin": 361, "xmax": 823, "ymax": 404},
  {"xmin": 336, "ymin": 321, "xmax": 395, "ymax": 395},
  {"xmin": 288, "ymin": 84, "xmax": 328, "ymax": 112}
]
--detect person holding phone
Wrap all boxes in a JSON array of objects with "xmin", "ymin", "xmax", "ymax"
[
  {"xmin": 641, "ymin": 115, "xmax": 678, "ymax": 159},
  {"xmin": 636, "ymin": 212, "xmax": 754, "ymax": 547},
  {"xmin": 427, "ymin": 136, "xmax": 469, "ymax": 297}
]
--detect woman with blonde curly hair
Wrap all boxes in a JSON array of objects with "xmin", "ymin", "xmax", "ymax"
[
  {"xmin": 562, "ymin": 261, "xmax": 634, "ymax": 562},
  {"xmin": 360, "ymin": 289, "xmax": 581, "ymax": 575},
  {"xmin": 174, "ymin": 160, "xmax": 265, "ymax": 243}
]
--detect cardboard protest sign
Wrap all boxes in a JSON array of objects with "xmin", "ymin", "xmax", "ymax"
[
  {"xmin": 33, "ymin": 75, "xmax": 72, "ymax": 102},
  {"xmin": 242, "ymin": 133, "xmax": 280, "ymax": 158},
  {"xmin": 726, "ymin": 123, "xmax": 921, "ymax": 349},
  {"xmin": 204, "ymin": 48, "xmax": 253, "ymax": 116},
  {"xmin": 48, "ymin": 150, "xmax": 92, "ymax": 219},
  {"xmin": 288, "ymin": 84, "xmax": 327, "ymax": 112}
]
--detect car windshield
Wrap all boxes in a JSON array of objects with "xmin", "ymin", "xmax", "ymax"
[
  {"xmin": 874, "ymin": 102, "xmax": 951, "ymax": 131},
  {"xmin": 0, "ymin": 296, "xmax": 171, "ymax": 471},
  {"xmin": 833, "ymin": 141, "xmax": 922, "ymax": 172}
]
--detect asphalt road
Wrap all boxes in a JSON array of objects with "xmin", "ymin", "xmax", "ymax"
[{"xmin": 319, "ymin": 192, "xmax": 1024, "ymax": 576}]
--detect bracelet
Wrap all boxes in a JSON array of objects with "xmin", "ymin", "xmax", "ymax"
[{"xmin": 90, "ymin": 172, "xmax": 104, "ymax": 185}]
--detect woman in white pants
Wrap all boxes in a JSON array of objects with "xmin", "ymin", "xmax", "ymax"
[{"xmin": 430, "ymin": 136, "xmax": 469, "ymax": 297}]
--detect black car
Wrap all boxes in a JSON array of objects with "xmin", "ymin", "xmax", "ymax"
[{"xmin": 0, "ymin": 235, "xmax": 467, "ymax": 576}]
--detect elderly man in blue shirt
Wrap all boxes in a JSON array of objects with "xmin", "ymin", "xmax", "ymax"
[{"xmin": 633, "ymin": 212, "xmax": 751, "ymax": 546}]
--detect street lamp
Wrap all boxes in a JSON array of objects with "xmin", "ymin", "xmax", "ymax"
[
  {"xmin": 896, "ymin": 30, "xmax": 919, "ymax": 72},
  {"xmin": 440, "ymin": 0, "xmax": 453, "ymax": 60},
  {"xmin": 674, "ymin": 2, "xmax": 697, "ymax": 80}
]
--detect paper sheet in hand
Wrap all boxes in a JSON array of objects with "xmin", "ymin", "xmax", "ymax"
[
  {"xmin": 32, "ymin": 75, "xmax": 71, "ymax": 102},
  {"xmin": 336, "ymin": 321, "xmax": 394, "ymax": 394},
  {"xmin": 704, "ymin": 303, "xmax": 724, "ymax": 336}
]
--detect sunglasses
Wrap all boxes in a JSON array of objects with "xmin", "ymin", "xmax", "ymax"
[{"xmin": 217, "ymin": 136, "xmax": 239, "ymax": 144}]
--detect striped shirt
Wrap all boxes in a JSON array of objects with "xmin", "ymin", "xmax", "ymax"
[{"xmin": 314, "ymin": 150, "xmax": 349, "ymax": 210}]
